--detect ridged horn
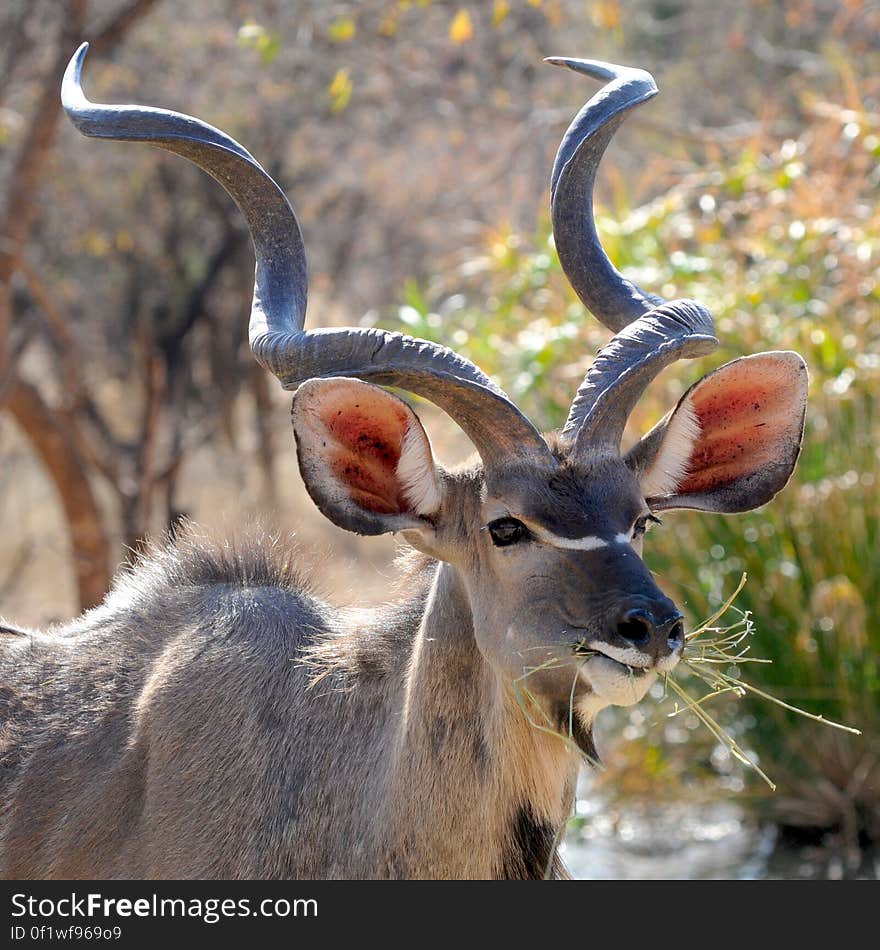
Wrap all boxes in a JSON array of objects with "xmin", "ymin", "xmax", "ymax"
[{"xmin": 62, "ymin": 43, "xmax": 554, "ymax": 471}]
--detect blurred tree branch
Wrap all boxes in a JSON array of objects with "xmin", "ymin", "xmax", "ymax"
[
  {"xmin": 0, "ymin": 0, "xmax": 87, "ymax": 378},
  {"xmin": 0, "ymin": 0, "xmax": 162, "ymax": 608},
  {"xmin": 3, "ymin": 377, "xmax": 109, "ymax": 609},
  {"xmin": 89, "ymin": 0, "xmax": 162, "ymax": 58}
]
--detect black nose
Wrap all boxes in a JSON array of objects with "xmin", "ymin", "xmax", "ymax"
[{"xmin": 615, "ymin": 606, "xmax": 685, "ymax": 656}]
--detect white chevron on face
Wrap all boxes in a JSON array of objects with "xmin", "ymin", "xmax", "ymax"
[{"xmin": 530, "ymin": 527, "xmax": 608, "ymax": 551}]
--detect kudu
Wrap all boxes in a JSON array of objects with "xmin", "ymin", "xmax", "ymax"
[{"xmin": 0, "ymin": 46, "xmax": 807, "ymax": 879}]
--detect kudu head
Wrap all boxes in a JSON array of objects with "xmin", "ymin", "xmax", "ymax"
[{"xmin": 62, "ymin": 48, "xmax": 807, "ymax": 722}]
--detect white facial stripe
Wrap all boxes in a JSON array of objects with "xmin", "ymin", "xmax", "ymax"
[
  {"xmin": 530, "ymin": 526, "xmax": 639, "ymax": 551},
  {"xmin": 532, "ymin": 528, "xmax": 608, "ymax": 551}
]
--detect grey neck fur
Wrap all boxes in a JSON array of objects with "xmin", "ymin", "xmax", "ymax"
[{"xmin": 305, "ymin": 560, "xmax": 578, "ymax": 878}]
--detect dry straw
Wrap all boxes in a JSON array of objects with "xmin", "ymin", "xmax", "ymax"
[{"xmin": 666, "ymin": 572, "xmax": 861, "ymax": 790}]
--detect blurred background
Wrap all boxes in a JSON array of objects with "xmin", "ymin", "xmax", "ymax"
[{"xmin": 0, "ymin": 0, "xmax": 877, "ymax": 879}]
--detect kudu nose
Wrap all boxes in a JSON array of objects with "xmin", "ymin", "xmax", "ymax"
[{"xmin": 615, "ymin": 605, "xmax": 685, "ymax": 657}]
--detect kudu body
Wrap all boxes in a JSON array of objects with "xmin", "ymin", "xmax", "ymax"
[{"xmin": 0, "ymin": 48, "xmax": 808, "ymax": 879}]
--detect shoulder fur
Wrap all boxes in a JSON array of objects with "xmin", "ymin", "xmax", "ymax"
[
  {"xmin": 107, "ymin": 521, "xmax": 437, "ymax": 688},
  {"xmin": 76, "ymin": 521, "xmax": 334, "ymax": 648},
  {"xmin": 106, "ymin": 521, "xmax": 318, "ymax": 601}
]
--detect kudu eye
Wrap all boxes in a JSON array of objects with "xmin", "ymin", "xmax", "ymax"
[{"xmin": 487, "ymin": 517, "xmax": 530, "ymax": 547}]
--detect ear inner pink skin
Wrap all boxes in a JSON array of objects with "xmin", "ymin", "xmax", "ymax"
[
  {"xmin": 320, "ymin": 400, "xmax": 410, "ymax": 514},
  {"xmin": 678, "ymin": 364, "xmax": 799, "ymax": 495}
]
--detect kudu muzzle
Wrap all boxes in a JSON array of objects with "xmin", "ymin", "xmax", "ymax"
[
  {"xmin": 576, "ymin": 546, "xmax": 684, "ymax": 666},
  {"xmin": 612, "ymin": 597, "xmax": 684, "ymax": 663}
]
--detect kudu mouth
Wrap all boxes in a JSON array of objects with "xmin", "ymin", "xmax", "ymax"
[
  {"xmin": 572, "ymin": 629, "xmax": 683, "ymax": 711},
  {"xmin": 572, "ymin": 602, "xmax": 686, "ymax": 688},
  {"xmin": 577, "ymin": 636, "xmax": 684, "ymax": 675}
]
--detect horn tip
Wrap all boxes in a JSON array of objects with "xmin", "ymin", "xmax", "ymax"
[
  {"xmin": 544, "ymin": 56, "xmax": 615, "ymax": 76},
  {"xmin": 62, "ymin": 42, "xmax": 90, "ymax": 108},
  {"xmin": 68, "ymin": 41, "xmax": 90, "ymax": 76},
  {"xmin": 544, "ymin": 56, "xmax": 657, "ymax": 93}
]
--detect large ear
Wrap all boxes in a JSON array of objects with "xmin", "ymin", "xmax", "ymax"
[
  {"xmin": 291, "ymin": 377, "xmax": 443, "ymax": 535},
  {"xmin": 625, "ymin": 351, "xmax": 808, "ymax": 513}
]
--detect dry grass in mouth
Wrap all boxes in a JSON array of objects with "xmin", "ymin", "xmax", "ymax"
[
  {"xmin": 572, "ymin": 639, "xmax": 597, "ymax": 660},
  {"xmin": 666, "ymin": 573, "xmax": 861, "ymax": 791}
]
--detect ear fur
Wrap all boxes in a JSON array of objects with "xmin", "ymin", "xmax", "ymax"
[
  {"xmin": 626, "ymin": 351, "xmax": 808, "ymax": 513},
  {"xmin": 292, "ymin": 377, "xmax": 443, "ymax": 535}
]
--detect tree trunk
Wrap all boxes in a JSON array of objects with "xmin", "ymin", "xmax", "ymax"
[{"xmin": 5, "ymin": 378, "xmax": 111, "ymax": 611}]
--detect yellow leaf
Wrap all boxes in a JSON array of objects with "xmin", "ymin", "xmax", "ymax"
[
  {"xmin": 328, "ymin": 69, "xmax": 353, "ymax": 113},
  {"xmin": 449, "ymin": 9, "xmax": 474, "ymax": 44},
  {"xmin": 327, "ymin": 17, "xmax": 356, "ymax": 42},
  {"xmin": 492, "ymin": 0, "xmax": 509, "ymax": 26}
]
